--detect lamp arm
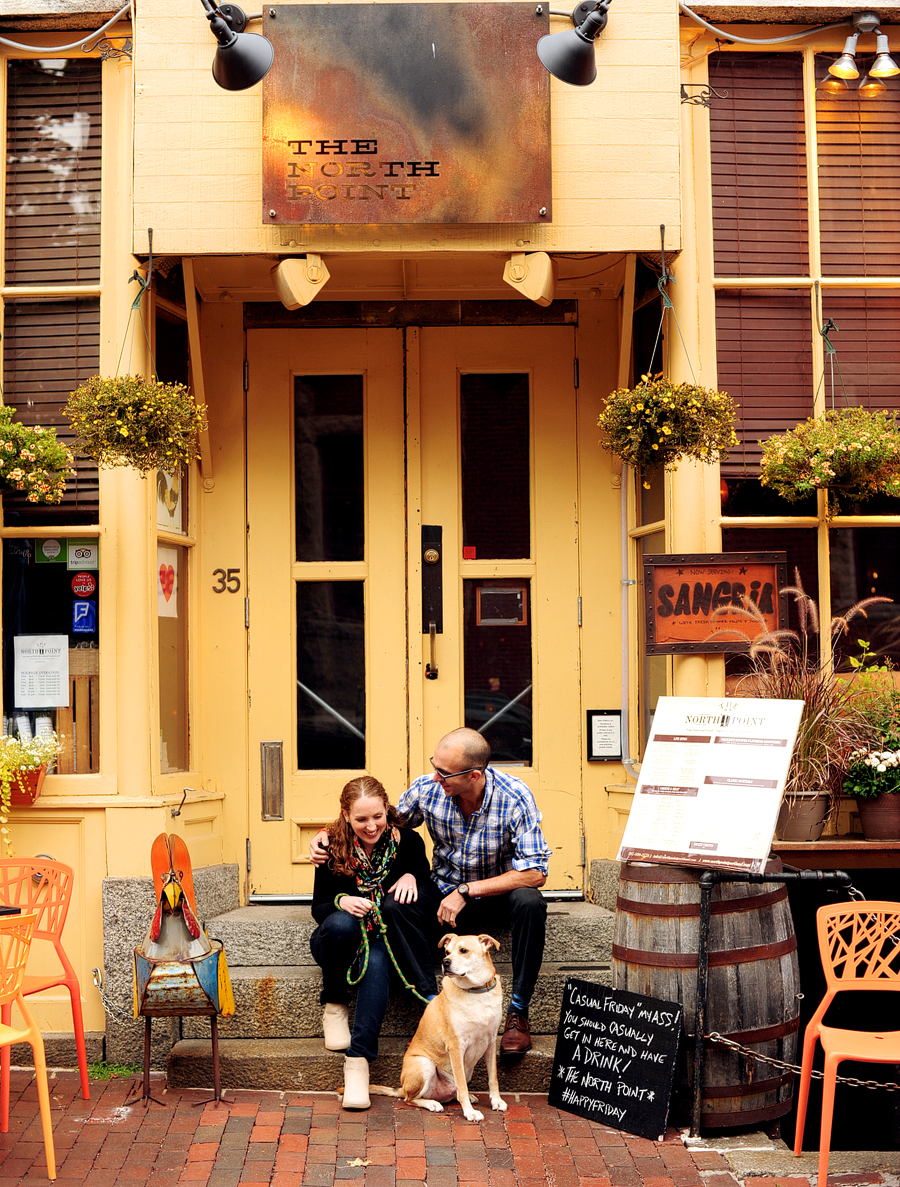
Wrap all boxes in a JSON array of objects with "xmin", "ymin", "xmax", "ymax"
[
  {"xmin": 0, "ymin": 0, "xmax": 131, "ymax": 52},
  {"xmin": 679, "ymin": 0, "xmax": 849, "ymax": 45}
]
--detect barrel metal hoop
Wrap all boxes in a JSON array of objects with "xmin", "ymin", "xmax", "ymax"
[
  {"xmin": 700, "ymin": 1100, "xmax": 793, "ymax": 1125},
  {"xmin": 616, "ymin": 886, "xmax": 789, "ymax": 917},
  {"xmin": 612, "ymin": 934, "xmax": 797, "ymax": 968},
  {"xmin": 698, "ymin": 1072, "xmax": 794, "ymax": 1099}
]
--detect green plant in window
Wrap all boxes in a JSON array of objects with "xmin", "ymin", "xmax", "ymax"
[
  {"xmin": 64, "ymin": 375, "xmax": 207, "ymax": 474},
  {"xmin": 759, "ymin": 407, "xmax": 900, "ymax": 517},
  {"xmin": 0, "ymin": 732, "xmax": 63, "ymax": 856},
  {"xmin": 0, "ymin": 407, "xmax": 74, "ymax": 505},
  {"xmin": 597, "ymin": 373, "xmax": 737, "ymax": 483}
]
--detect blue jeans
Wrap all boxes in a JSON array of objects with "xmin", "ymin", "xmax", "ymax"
[{"xmin": 309, "ymin": 910, "xmax": 391, "ymax": 1062}]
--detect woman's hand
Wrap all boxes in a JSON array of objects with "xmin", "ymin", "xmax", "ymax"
[
  {"xmin": 387, "ymin": 873, "xmax": 418, "ymax": 904},
  {"xmin": 338, "ymin": 896, "xmax": 373, "ymax": 917}
]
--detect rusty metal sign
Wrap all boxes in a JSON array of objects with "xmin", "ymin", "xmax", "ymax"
[
  {"xmin": 644, "ymin": 553, "xmax": 788, "ymax": 655},
  {"xmin": 262, "ymin": 3, "xmax": 551, "ymax": 225}
]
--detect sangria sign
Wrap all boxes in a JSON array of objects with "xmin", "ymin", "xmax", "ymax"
[{"xmin": 643, "ymin": 553, "xmax": 787, "ymax": 656}]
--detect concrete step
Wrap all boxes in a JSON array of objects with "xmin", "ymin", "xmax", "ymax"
[
  {"xmin": 167, "ymin": 1034, "xmax": 557, "ymax": 1093},
  {"xmin": 182, "ymin": 959, "xmax": 613, "ymax": 1042},
  {"xmin": 208, "ymin": 900, "xmax": 615, "ymax": 967}
]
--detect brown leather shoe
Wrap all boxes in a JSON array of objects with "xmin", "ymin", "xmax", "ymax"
[{"xmin": 500, "ymin": 1009, "xmax": 532, "ymax": 1056}]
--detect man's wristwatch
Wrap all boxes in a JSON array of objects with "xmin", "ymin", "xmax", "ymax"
[{"xmin": 457, "ymin": 883, "xmax": 470, "ymax": 899}]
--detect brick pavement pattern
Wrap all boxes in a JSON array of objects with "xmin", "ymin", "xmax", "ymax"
[{"xmin": 0, "ymin": 1070, "xmax": 891, "ymax": 1187}]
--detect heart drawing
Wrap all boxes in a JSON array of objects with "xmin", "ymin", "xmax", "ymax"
[{"xmin": 159, "ymin": 564, "xmax": 175, "ymax": 601}]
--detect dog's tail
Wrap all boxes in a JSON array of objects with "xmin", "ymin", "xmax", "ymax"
[{"xmin": 367, "ymin": 1085, "xmax": 403, "ymax": 1098}]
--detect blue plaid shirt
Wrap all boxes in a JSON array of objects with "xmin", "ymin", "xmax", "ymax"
[{"xmin": 397, "ymin": 767, "xmax": 551, "ymax": 895}]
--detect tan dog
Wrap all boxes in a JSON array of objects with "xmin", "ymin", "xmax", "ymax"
[{"xmin": 370, "ymin": 934, "xmax": 507, "ymax": 1122}]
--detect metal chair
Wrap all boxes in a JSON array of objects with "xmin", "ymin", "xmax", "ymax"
[
  {"xmin": 0, "ymin": 859, "xmax": 89, "ymax": 1131},
  {"xmin": 0, "ymin": 912, "xmax": 56, "ymax": 1179},
  {"xmin": 794, "ymin": 900, "xmax": 900, "ymax": 1186}
]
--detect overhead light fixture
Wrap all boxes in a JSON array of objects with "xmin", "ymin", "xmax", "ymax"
[
  {"xmin": 829, "ymin": 32, "xmax": 860, "ymax": 78},
  {"xmin": 858, "ymin": 71, "xmax": 888, "ymax": 94},
  {"xmin": 202, "ymin": 0, "xmax": 274, "ymax": 91},
  {"xmin": 870, "ymin": 31, "xmax": 900, "ymax": 75},
  {"xmin": 818, "ymin": 74, "xmax": 851, "ymax": 94},
  {"xmin": 537, "ymin": 0, "xmax": 611, "ymax": 86},
  {"xmin": 502, "ymin": 252, "xmax": 556, "ymax": 306},
  {"xmin": 271, "ymin": 257, "xmax": 331, "ymax": 308}
]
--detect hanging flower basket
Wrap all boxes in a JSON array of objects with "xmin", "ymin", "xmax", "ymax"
[
  {"xmin": 0, "ymin": 732, "xmax": 63, "ymax": 856},
  {"xmin": 64, "ymin": 375, "xmax": 207, "ymax": 474},
  {"xmin": 597, "ymin": 374, "xmax": 737, "ymax": 481},
  {"xmin": 0, "ymin": 406, "xmax": 74, "ymax": 505},
  {"xmin": 759, "ymin": 406, "xmax": 900, "ymax": 516}
]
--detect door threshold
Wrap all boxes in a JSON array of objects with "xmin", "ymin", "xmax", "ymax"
[{"xmin": 247, "ymin": 889, "xmax": 584, "ymax": 905}]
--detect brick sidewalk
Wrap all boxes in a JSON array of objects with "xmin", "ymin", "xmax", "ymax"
[{"xmin": 0, "ymin": 1070, "xmax": 892, "ymax": 1187}]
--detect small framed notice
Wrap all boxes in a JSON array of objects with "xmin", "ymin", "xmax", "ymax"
[
  {"xmin": 587, "ymin": 710, "xmax": 622, "ymax": 761},
  {"xmin": 14, "ymin": 635, "xmax": 69, "ymax": 709}
]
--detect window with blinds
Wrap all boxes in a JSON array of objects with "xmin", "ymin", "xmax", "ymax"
[{"xmin": 710, "ymin": 53, "xmax": 808, "ymax": 278}]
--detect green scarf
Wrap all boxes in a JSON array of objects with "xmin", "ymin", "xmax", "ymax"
[{"xmin": 348, "ymin": 826, "xmax": 399, "ymax": 930}]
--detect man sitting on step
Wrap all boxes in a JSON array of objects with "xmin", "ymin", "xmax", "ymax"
[{"xmin": 311, "ymin": 726, "xmax": 551, "ymax": 1056}]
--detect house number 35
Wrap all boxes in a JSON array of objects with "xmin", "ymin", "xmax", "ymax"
[{"xmin": 212, "ymin": 568, "xmax": 241, "ymax": 593}]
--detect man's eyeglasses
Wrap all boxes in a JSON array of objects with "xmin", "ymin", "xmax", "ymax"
[{"xmin": 429, "ymin": 758, "xmax": 483, "ymax": 782}]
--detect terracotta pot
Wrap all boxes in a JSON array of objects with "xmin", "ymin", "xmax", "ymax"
[
  {"xmin": 857, "ymin": 794, "xmax": 900, "ymax": 841},
  {"xmin": 775, "ymin": 792, "xmax": 829, "ymax": 842},
  {"xmin": 7, "ymin": 764, "xmax": 48, "ymax": 806}
]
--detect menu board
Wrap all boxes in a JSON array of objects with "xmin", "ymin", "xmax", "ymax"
[
  {"xmin": 549, "ymin": 980, "xmax": 682, "ymax": 1140},
  {"xmin": 617, "ymin": 696, "xmax": 804, "ymax": 873}
]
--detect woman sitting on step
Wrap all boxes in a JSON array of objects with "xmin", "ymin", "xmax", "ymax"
[{"xmin": 310, "ymin": 774, "xmax": 442, "ymax": 1110}]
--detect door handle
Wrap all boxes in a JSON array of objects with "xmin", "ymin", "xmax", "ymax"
[
  {"xmin": 426, "ymin": 621, "xmax": 438, "ymax": 680},
  {"xmin": 422, "ymin": 526, "xmax": 442, "ymax": 680}
]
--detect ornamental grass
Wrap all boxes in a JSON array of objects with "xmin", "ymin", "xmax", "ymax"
[
  {"xmin": 597, "ymin": 374, "xmax": 737, "ymax": 480},
  {"xmin": 65, "ymin": 375, "xmax": 207, "ymax": 473}
]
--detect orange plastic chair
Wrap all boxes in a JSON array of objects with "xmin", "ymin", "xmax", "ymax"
[
  {"xmin": 0, "ymin": 912, "xmax": 56, "ymax": 1179},
  {"xmin": 0, "ymin": 860, "xmax": 89, "ymax": 1129},
  {"xmin": 794, "ymin": 900, "xmax": 900, "ymax": 1187}
]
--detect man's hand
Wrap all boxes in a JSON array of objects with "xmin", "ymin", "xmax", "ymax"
[
  {"xmin": 338, "ymin": 896, "xmax": 373, "ymax": 918},
  {"xmin": 437, "ymin": 889, "xmax": 466, "ymax": 928},
  {"xmin": 387, "ymin": 873, "xmax": 418, "ymax": 904},
  {"xmin": 308, "ymin": 829, "xmax": 330, "ymax": 865}
]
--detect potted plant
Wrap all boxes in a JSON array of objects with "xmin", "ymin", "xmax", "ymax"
[
  {"xmin": 842, "ymin": 670, "xmax": 900, "ymax": 840},
  {"xmin": 0, "ymin": 406, "xmax": 74, "ymax": 505},
  {"xmin": 0, "ymin": 731, "xmax": 63, "ymax": 856},
  {"xmin": 64, "ymin": 375, "xmax": 207, "ymax": 474},
  {"xmin": 759, "ymin": 406, "xmax": 900, "ymax": 517},
  {"xmin": 597, "ymin": 373, "xmax": 737, "ymax": 484}
]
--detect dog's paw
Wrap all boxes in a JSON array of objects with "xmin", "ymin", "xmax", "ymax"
[
  {"xmin": 490, "ymin": 1096, "xmax": 507, "ymax": 1112},
  {"xmin": 422, "ymin": 1100, "xmax": 444, "ymax": 1113},
  {"xmin": 462, "ymin": 1106, "xmax": 485, "ymax": 1122}
]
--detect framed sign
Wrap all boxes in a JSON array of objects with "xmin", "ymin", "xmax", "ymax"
[
  {"xmin": 587, "ymin": 710, "xmax": 621, "ymax": 761},
  {"xmin": 262, "ymin": 4, "xmax": 551, "ymax": 225},
  {"xmin": 644, "ymin": 552, "xmax": 787, "ymax": 655}
]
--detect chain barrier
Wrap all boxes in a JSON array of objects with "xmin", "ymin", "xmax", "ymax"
[
  {"xmin": 92, "ymin": 967, "xmax": 141, "ymax": 1026},
  {"xmin": 707, "ymin": 1032, "xmax": 900, "ymax": 1092}
]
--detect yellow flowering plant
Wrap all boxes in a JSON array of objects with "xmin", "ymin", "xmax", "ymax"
[
  {"xmin": 597, "ymin": 374, "xmax": 737, "ymax": 481},
  {"xmin": 0, "ymin": 406, "xmax": 74, "ymax": 504},
  {"xmin": 64, "ymin": 375, "xmax": 207, "ymax": 473},
  {"xmin": 759, "ymin": 407, "xmax": 900, "ymax": 517},
  {"xmin": 0, "ymin": 731, "xmax": 63, "ymax": 855}
]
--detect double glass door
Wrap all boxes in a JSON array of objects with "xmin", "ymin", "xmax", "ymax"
[{"xmin": 246, "ymin": 325, "xmax": 582, "ymax": 894}]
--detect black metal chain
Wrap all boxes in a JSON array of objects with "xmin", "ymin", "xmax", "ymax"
[{"xmin": 707, "ymin": 1031, "xmax": 900, "ymax": 1091}]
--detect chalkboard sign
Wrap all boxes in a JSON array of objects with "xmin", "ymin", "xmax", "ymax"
[{"xmin": 548, "ymin": 979, "xmax": 683, "ymax": 1140}]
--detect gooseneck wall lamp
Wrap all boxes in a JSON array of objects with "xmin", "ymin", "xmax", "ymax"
[{"xmin": 202, "ymin": 0, "xmax": 612, "ymax": 90}]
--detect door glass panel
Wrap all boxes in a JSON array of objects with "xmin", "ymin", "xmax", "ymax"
[
  {"xmin": 296, "ymin": 581, "xmax": 365, "ymax": 769},
  {"xmin": 157, "ymin": 542, "xmax": 188, "ymax": 771},
  {"xmin": 295, "ymin": 376, "xmax": 364, "ymax": 562},
  {"xmin": 461, "ymin": 374, "xmax": 530, "ymax": 559},
  {"xmin": 463, "ymin": 578, "xmax": 532, "ymax": 765},
  {"xmin": 830, "ymin": 528, "xmax": 900, "ymax": 669}
]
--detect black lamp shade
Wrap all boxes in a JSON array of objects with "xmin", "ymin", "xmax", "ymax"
[
  {"xmin": 537, "ymin": 7, "xmax": 607, "ymax": 86},
  {"xmin": 212, "ymin": 30, "xmax": 274, "ymax": 90}
]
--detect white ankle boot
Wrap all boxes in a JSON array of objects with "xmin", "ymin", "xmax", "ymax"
[
  {"xmin": 322, "ymin": 1003, "xmax": 351, "ymax": 1050},
  {"xmin": 342, "ymin": 1055, "xmax": 370, "ymax": 1109}
]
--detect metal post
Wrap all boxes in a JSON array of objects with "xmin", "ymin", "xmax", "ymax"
[
  {"xmin": 211, "ymin": 1014, "xmax": 222, "ymax": 1102},
  {"xmin": 143, "ymin": 1015, "xmax": 152, "ymax": 1103}
]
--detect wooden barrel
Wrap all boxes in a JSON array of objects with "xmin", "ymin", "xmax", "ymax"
[{"xmin": 612, "ymin": 861, "xmax": 800, "ymax": 1130}]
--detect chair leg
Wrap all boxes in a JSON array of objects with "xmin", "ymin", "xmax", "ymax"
[
  {"xmin": 65, "ymin": 980, "xmax": 90, "ymax": 1100},
  {"xmin": 793, "ymin": 1033, "xmax": 818, "ymax": 1156},
  {"xmin": 0, "ymin": 1002, "xmax": 11, "ymax": 1134},
  {"xmin": 817, "ymin": 1053, "xmax": 840, "ymax": 1187},
  {"xmin": 29, "ymin": 1035, "xmax": 56, "ymax": 1180}
]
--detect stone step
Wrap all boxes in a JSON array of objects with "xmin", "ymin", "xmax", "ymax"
[
  {"xmin": 207, "ymin": 900, "xmax": 615, "ymax": 967},
  {"xmin": 182, "ymin": 960, "xmax": 613, "ymax": 1042},
  {"xmin": 167, "ymin": 1034, "xmax": 558, "ymax": 1094}
]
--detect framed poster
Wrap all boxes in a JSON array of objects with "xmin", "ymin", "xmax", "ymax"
[{"xmin": 587, "ymin": 710, "xmax": 621, "ymax": 761}]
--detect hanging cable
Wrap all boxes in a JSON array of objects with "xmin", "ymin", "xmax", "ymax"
[{"xmin": 0, "ymin": 2, "xmax": 130, "ymax": 52}]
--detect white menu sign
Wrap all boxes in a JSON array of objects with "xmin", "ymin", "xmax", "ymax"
[
  {"xmin": 14, "ymin": 635, "xmax": 69, "ymax": 709},
  {"xmin": 617, "ymin": 696, "xmax": 804, "ymax": 873}
]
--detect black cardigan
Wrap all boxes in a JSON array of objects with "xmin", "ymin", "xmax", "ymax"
[{"xmin": 311, "ymin": 828, "xmax": 432, "ymax": 925}]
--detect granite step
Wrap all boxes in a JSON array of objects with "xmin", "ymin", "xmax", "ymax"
[
  {"xmin": 181, "ymin": 959, "xmax": 613, "ymax": 1041},
  {"xmin": 167, "ymin": 1034, "xmax": 558, "ymax": 1093}
]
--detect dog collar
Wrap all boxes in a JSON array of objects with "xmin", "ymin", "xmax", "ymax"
[{"xmin": 465, "ymin": 976, "xmax": 498, "ymax": 994}]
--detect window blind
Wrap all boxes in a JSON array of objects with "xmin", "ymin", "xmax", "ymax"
[
  {"xmin": 819, "ymin": 292, "xmax": 900, "ymax": 410},
  {"xmin": 2, "ymin": 299, "xmax": 99, "ymax": 523},
  {"xmin": 4, "ymin": 58, "xmax": 101, "ymax": 287},
  {"xmin": 710, "ymin": 53, "xmax": 809, "ymax": 278}
]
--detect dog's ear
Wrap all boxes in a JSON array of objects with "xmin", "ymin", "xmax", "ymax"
[
  {"xmin": 438, "ymin": 934, "xmax": 455, "ymax": 950},
  {"xmin": 478, "ymin": 934, "xmax": 500, "ymax": 952}
]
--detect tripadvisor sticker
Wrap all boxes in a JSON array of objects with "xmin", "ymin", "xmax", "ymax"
[{"xmin": 36, "ymin": 538, "xmax": 64, "ymax": 564}]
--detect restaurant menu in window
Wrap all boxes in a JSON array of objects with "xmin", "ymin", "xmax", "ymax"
[
  {"xmin": 617, "ymin": 696, "xmax": 804, "ymax": 873},
  {"xmin": 13, "ymin": 635, "xmax": 69, "ymax": 709}
]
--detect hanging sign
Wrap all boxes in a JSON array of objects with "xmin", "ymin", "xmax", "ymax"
[
  {"xmin": 262, "ymin": 4, "xmax": 551, "ymax": 225},
  {"xmin": 644, "ymin": 553, "xmax": 787, "ymax": 655},
  {"xmin": 549, "ymin": 980, "xmax": 682, "ymax": 1140}
]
